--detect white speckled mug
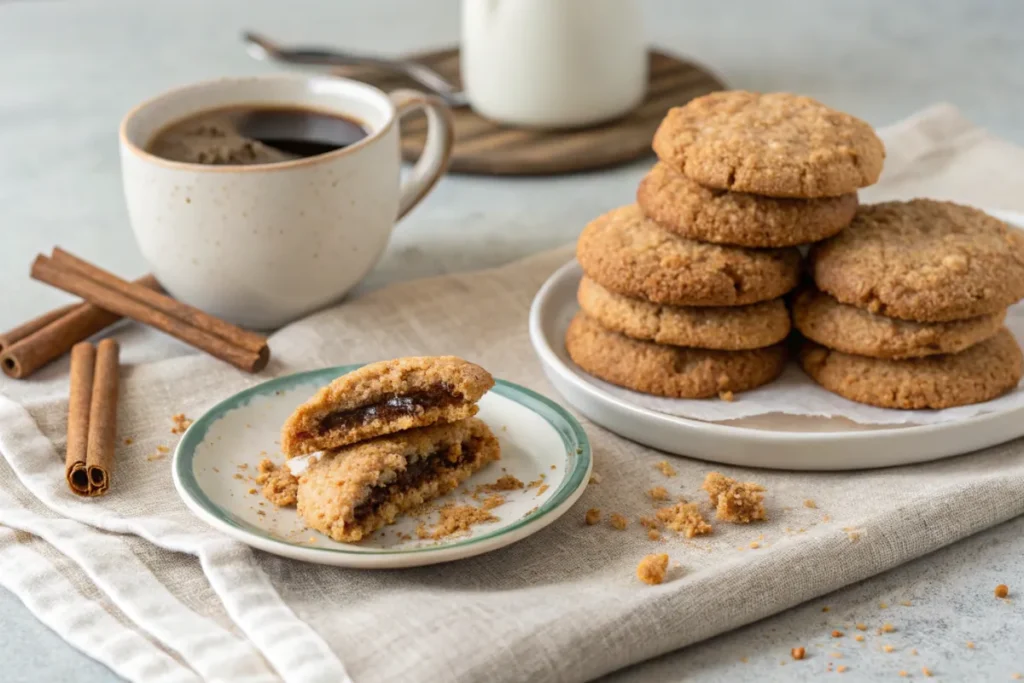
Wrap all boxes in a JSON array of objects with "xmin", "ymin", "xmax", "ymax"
[{"xmin": 119, "ymin": 75, "xmax": 454, "ymax": 329}]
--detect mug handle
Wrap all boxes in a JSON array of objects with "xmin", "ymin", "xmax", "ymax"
[{"xmin": 389, "ymin": 89, "xmax": 456, "ymax": 220}]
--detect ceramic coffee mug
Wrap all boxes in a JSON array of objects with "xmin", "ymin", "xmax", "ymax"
[{"xmin": 119, "ymin": 75, "xmax": 454, "ymax": 329}]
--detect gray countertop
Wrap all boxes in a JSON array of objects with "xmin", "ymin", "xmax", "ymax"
[{"xmin": 1, "ymin": 1, "xmax": 1022, "ymax": 680}]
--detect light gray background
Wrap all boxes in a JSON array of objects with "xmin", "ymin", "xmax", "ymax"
[{"xmin": 0, "ymin": 1, "xmax": 1022, "ymax": 681}]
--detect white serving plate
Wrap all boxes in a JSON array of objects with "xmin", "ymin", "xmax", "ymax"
[
  {"xmin": 173, "ymin": 366, "xmax": 591, "ymax": 568},
  {"xmin": 528, "ymin": 210, "xmax": 1024, "ymax": 471}
]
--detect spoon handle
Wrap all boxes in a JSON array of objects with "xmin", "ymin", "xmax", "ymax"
[{"xmin": 242, "ymin": 32, "xmax": 468, "ymax": 108}]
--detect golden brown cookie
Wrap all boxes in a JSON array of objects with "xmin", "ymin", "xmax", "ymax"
[
  {"xmin": 793, "ymin": 288, "xmax": 1006, "ymax": 359},
  {"xmin": 577, "ymin": 276, "xmax": 790, "ymax": 350},
  {"xmin": 652, "ymin": 91, "xmax": 884, "ymax": 198},
  {"xmin": 565, "ymin": 313, "xmax": 786, "ymax": 398},
  {"xmin": 799, "ymin": 328, "xmax": 1022, "ymax": 410},
  {"xmin": 576, "ymin": 204, "xmax": 801, "ymax": 306},
  {"xmin": 297, "ymin": 417, "xmax": 500, "ymax": 542},
  {"xmin": 281, "ymin": 356, "xmax": 494, "ymax": 456},
  {"xmin": 810, "ymin": 200, "xmax": 1024, "ymax": 322},
  {"xmin": 637, "ymin": 162, "xmax": 858, "ymax": 247}
]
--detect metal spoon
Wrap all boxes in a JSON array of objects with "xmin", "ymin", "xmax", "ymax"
[{"xmin": 242, "ymin": 31, "xmax": 468, "ymax": 108}]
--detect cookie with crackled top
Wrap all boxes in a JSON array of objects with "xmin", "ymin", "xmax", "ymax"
[
  {"xmin": 577, "ymin": 276, "xmax": 790, "ymax": 350},
  {"xmin": 637, "ymin": 162, "xmax": 858, "ymax": 247},
  {"xmin": 793, "ymin": 287, "xmax": 1006, "ymax": 359},
  {"xmin": 576, "ymin": 204, "xmax": 801, "ymax": 307},
  {"xmin": 652, "ymin": 91, "xmax": 884, "ymax": 198},
  {"xmin": 281, "ymin": 356, "xmax": 494, "ymax": 456},
  {"xmin": 810, "ymin": 200, "xmax": 1024, "ymax": 322},
  {"xmin": 565, "ymin": 312, "xmax": 786, "ymax": 398},
  {"xmin": 799, "ymin": 328, "xmax": 1022, "ymax": 410}
]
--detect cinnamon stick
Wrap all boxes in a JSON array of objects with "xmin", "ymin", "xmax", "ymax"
[
  {"xmin": 0, "ymin": 275, "xmax": 159, "ymax": 380},
  {"xmin": 31, "ymin": 254, "xmax": 269, "ymax": 373},
  {"xmin": 66, "ymin": 342, "xmax": 95, "ymax": 496},
  {"xmin": 85, "ymin": 338, "xmax": 119, "ymax": 496},
  {"xmin": 0, "ymin": 303, "xmax": 78, "ymax": 353},
  {"xmin": 52, "ymin": 248, "xmax": 266, "ymax": 354}
]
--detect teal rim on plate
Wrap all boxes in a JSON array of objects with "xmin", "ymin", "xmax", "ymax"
[{"xmin": 174, "ymin": 365, "xmax": 591, "ymax": 555}]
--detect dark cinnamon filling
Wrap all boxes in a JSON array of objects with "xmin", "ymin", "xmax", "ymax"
[
  {"xmin": 353, "ymin": 439, "xmax": 478, "ymax": 521},
  {"xmin": 318, "ymin": 385, "xmax": 461, "ymax": 434}
]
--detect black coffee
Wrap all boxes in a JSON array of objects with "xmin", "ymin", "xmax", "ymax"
[{"xmin": 147, "ymin": 105, "xmax": 368, "ymax": 166}]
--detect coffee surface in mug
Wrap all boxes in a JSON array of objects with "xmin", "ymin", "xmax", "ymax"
[{"xmin": 147, "ymin": 105, "xmax": 368, "ymax": 165}]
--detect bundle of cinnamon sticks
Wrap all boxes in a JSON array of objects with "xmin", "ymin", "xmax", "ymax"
[
  {"xmin": 66, "ymin": 340, "xmax": 119, "ymax": 496},
  {"xmin": 0, "ymin": 247, "xmax": 270, "ymax": 379},
  {"xmin": 0, "ymin": 247, "xmax": 275, "ymax": 496}
]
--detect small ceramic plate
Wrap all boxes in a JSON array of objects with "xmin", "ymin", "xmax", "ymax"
[
  {"xmin": 529, "ymin": 210, "xmax": 1024, "ymax": 472},
  {"xmin": 173, "ymin": 366, "xmax": 591, "ymax": 568}
]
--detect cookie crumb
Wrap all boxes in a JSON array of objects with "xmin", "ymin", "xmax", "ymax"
[
  {"xmin": 718, "ymin": 390, "xmax": 735, "ymax": 402},
  {"xmin": 832, "ymin": 630, "xmax": 843, "ymax": 638},
  {"xmin": 899, "ymin": 671, "xmax": 907, "ymax": 678},
  {"xmin": 922, "ymin": 666, "xmax": 933, "ymax": 677},
  {"xmin": 480, "ymin": 494, "xmax": 505, "ymax": 510},
  {"xmin": 417, "ymin": 503, "xmax": 497, "ymax": 540},
  {"xmin": 883, "ymin": 645, "xmax": 895, "ymax": 653},
  {"xmin": 656, "ymin": 502, "xmax": 712, "ymax": 538},
  {"xmin": 526, "ymin": 474, "xmax": 546, "ymax": 489},
  {"xmin": 830, "ymin": 652, "xmax": 843, "ymax": 659},
  {"xmin": 535, "ymin": 484, "xmax": 549, "ymax": 496},
  {"xmin": 609, "ymin": 513, "xmax": 629, "ymax": 530},
  {"xmin": 966, "ymin": 641, "xmax": 975, "ymax": 649},
  {"xmin": 247, "ymin": 488, "xmax": 256, "ymax": 495},
  {"xmin": 1012, "ymin": 674, "xmax": 1021, "ymax": 680},
  {"xmin": 702, "ymin": 472, "xmax": 766, "ymax": 523},
  {"xmin": 156, "ymin": 445, "xmax": 169, "ymax": 454},
  {"xmin": 855, "ymin": 635, "xmax": 865, "ymax": 642},
  {"xmin": 791, "ymin": 647, "xmax": 805, "ymax": 660},
  {"xmin": 647, "ymin": 528, "xmax": 661, "ymax": 541},
  {"xmin": 170, "ymin": 413, "xmax": 193, "ymax": 435},
  {"xmin": 123, "ymin": 437, "xmax": 134, "ymax": 445},
  {"xmin": 803, "ymin": 499, "xmax": 817, "ymax": 508},
  {"xmin": 881, "ymin": 623, "xmax": 895, "ymax": 633},
  {"xmin": 655, "ymin": 460, "xmax": 678, "ymax": 477},
  {"xmin": 585, "ymin": 508, "xmax": 602, "ymax": 525},
  {"xmin": 879, "ymin": 601, "xmax": 889, "ymax": 609},
  {"xmin": 855, "ymin": 623, "xmax": 867, "ymax": 631},
  {"xmin": 589, "ymin": 472, "xmax": 603, "ymax": 484},
  {"xmin": 256, "ymin": 459, "xmax": 298, "ymax": 507},
  {"xmin": 995, "ymin": 584, "xmax": 1009, "ymax": 598},
  {"xmin": 636, "ymin": 553, "xmax": 669, "ymax": 585},
  {"xmin": 900, "ymin": 600, "xmax": 912, "ymax": 607},
  {"xmin": 479, "ymin": 475, "xmax": 524, "ymax": 493},
  {"xmin": 648, "ymin": 486, "xmax": 670, "ymax": 501},
  {"xmin": 837, "ymin": 665, "xmax": 848, "ymax": 673},
  {"xmin": 749, "ymin": 541, "xmax": 760, "ymax": 549}
]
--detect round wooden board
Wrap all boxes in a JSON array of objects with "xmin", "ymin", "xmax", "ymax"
[{"xmin": 334, "ymin": 48, "xmax": 725, "ymax": 176}]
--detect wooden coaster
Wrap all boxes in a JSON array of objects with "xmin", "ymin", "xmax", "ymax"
[{"xmin": 335, "ymin": 48, "xmax": 725, "ymax": 176}]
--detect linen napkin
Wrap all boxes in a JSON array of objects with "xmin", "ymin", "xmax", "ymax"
[{"xmin": 1, "ymin": 104, "xmax": 1023, "ymax": 683}]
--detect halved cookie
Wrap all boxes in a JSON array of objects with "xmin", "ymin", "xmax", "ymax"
[
  {"xmin": 565, "ymin": 312, "xmax": 786, "ymax": 398},
  {"xmin": 793, "ymin": 288, "xmax": 1005, "ymax": 359},
  {"xmin": 297, "ymin": 417, "xmax": 500, "ymax": 542},
  {"xmin": 577, "ymin": 276, "xmax": 790, "ymax": 350},
  {"xmin": 799, "ymin": 328, "xmax": 1022, "ymax": 410},
  {"xmin": 281, "ymin": 356, "xmax": 494, "ymax": 456}
]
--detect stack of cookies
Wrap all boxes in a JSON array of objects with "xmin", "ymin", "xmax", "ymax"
[
  {"xmin": 274, "ymin": 356, "xmax": 500, "ymax": 541},
  {"xmin": 567, "ymin": 91, "xmax": 885, "ymax": 400},
  {"xmin": 798, "ymin": 199, "xmax": 1024, "ymax": 409}
]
